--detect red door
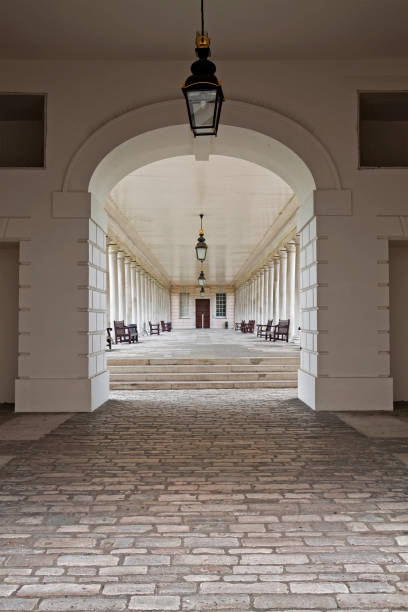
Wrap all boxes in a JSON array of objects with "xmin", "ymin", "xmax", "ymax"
[{"xmin": 195, "ymin": 299, "xmax": 210, "ymax": 328}]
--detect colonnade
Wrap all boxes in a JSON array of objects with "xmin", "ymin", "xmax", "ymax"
[
  {"xmin": 107, "ymin": 243, "xmax": 170, "ymax": 334},
  {"xmin": 235, "ymin": 236, "xmax": 300, "ymax": 339}
]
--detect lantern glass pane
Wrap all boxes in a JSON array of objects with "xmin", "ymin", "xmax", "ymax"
[
  {"xmin": 186, "ymin": 89, "xmax": 217, "ymax": 128},
  {"xmin": 196, "ymin": 245, "xmax": 207, "ymax": 261}
]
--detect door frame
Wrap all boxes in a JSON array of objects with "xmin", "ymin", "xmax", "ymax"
[{"xmin": 195, "ymin": 298, "xmax": 211, "ymax": 329}]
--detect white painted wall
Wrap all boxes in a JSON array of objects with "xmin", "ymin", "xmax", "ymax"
[
  {"xmin": 0, "ymin": 58, "xmax": 407, "ymax": 411},
  {"xmin": 390, "ymin": 243, "xmax": 408, "ymax": 402},
  {"xmin": 171, "ymin": 287, "xmax": 235, "ymax": 329},
  {"xmin": 0, "ymin": 244, "xmax": 18, "ymax": 403}
]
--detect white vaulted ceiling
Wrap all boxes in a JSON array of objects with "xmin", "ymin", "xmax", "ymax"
[{"xmin": 109, "ymin": 155, "xmax": 295, "ymax": 286}]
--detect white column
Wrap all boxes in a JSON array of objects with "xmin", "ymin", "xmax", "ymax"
[
  {"xmin": 124, "ymin": 255, "xmax": 132, "ymax": 323},
  {"xmin": 140, "ymin": 270, "xmax": 146, "ymax": 333},
  {"xmin": 130, "ymin": 260, "xmax": 137, "ymax": 323},
  {"xmin": 273, "ymin": 256, "xmax": 280, "ymax": 321},
  {"xmin": 286, "ymin": 241, "xmax": 296, "ymax": 338},
  {"xmin": 116, "ymin": 250, "xmax": 125, "ymax": 321},
  {"xmin": 107, "ymin": 244, "xmax": 118, "ymax": 326},
  {"xmin": 268, "ymin": 261, "xmax": 274, "ymax": 322},
  {"xmin": 135, "ymin": 265, "xmax": 142, "ymax": 331},
  {"xmin": 279, "ymin": 248, "xmax": 287, "ymax": 320},
  {"xmin": 251, "ymin": 277, "xmax": 256, "ymax": 320},
  {"xmin": 258, "ymin": 270, "xmax": 264, "ymax": 324},
  {"xmin": 263, "ymin": 266, "xmax": 269, "ymax": 323},
  {"xmin": 146, "ymin": 275, "xmax": 152, "ymax": 324}
]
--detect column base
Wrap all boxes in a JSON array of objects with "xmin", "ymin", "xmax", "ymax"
[
  {"xmin": 15, "ymin": 371, "xmax": 109, "ymax": 413},
  {"xmin": 298, "ymin": 370, "xmax": 393, "ymax": 412}
]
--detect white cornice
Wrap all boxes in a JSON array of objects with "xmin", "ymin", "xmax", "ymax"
[
  {"xmin": 106, "ymin": 196, "xmax": 170, "ymax": 287},
  {"xmin": 233, "ymin": 196, "xmax": 298, "ymax": 287}
]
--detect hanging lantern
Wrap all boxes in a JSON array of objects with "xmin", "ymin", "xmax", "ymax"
[
  {"xmin": 198, "ymin": 269, "xmax": 206, "ymax": 287},
  {"xmin": 195, "ymin": 213, "xmax": 208, "ymax": 262},
  {"xmin": 182, "ymin": 0, "xmax": 224, "ymax": 137}
]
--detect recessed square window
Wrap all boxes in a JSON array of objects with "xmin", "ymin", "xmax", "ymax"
[
  {"xmin": 216, "ymin": 292, "xmax": 226, "ymax": 317},
  {"xmin": 0, "ymin": 94, "xmax": 45, "ymax": 167},
  {"xmin": 359, "ymin": 91, "xmax": 408, "ymax": 168}
]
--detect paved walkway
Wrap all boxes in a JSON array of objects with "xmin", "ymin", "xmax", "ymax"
[
  {"xmin": 108, "ymin": 328, "xmax": 300, "ymax": 360},
  {"xmin": 0, "ymin": 389, "xmax": 408, "ymax": 610}
]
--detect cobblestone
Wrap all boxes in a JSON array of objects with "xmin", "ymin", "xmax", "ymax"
[{"xmin": 0, "ymin": 388, "xmax": 407, "ymax": 610}]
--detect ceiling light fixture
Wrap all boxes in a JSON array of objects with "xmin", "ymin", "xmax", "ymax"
[
  {"xmin": 181, "ymin": 0, "xmax": 224, "ymax": 137},
  {"xmin": 198, "ymin": 269, "xmax": 206, "ymax": 287},
  {"xmin": 195, "ymin": 213, "xmax": 208, "ymax": 261}
]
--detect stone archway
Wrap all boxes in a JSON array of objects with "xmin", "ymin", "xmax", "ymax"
[{"xmin": 33, "ymin": 99, "xmax": 377, "ymax": 414}]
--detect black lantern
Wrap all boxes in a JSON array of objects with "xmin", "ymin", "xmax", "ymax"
[
  {"xmin": 195, "ymin": 213, "xmax": 208, "ymax": 262},
  {"xmin": 198, "ymin": 269, "xmax": 206, "ymax": 287},
  {"xmin": 182, "ymin": 0, "xmax": 224, "ymax": 137}
]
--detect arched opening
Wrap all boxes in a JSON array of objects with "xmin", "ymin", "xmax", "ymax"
[
  {"xmin": 18, "ymin": 100, "xmax": 358, "ymax": 413},
  {"xmin": 81, "ymin": 109, "xmax": 325, "ymax": 408}
]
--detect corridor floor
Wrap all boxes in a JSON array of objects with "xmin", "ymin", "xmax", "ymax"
[
  {"xmin": 108, "ymin": 328, "xmax": 300, "ymax": 360},
  {"xmin": 1, "ymin": 389, "xmax": 408, "ymax": 611}
]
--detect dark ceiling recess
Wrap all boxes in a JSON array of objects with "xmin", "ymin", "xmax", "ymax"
[
  {"xmin": 0, "ymin": 93, "xmax": 45, "ymax": 167},
  {"xmin": 359, "ymin": 91, "xmax": 408, "ymax": 168}
]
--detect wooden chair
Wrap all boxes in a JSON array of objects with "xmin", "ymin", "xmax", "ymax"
[
  {"xmin": 106, "ymin": 327, "xmax": 113, "ymax": 350},
  {"xmin": 114, "ymin": 320, "xmax": 130, "ymax": 343},
  {"xmin": 149, "ymin": 321, "xmax": 160, "ymax": 335},
  {"xmin": 235, "ymin": 320, "xmax": 245, "ymax": 331},
  {"xmin": 268, "ymin": 319, "xmax": 290, "ymax": 342},
  {"xmin": 166, "ymin": 321, "xmax": 172, "ymax": 332},
  {"xmin": 127, "ymin": 323, "xmax": 139, "ymax": 343},
  {"xmin": 257, "ymin": 319, "xmax": 272, "ymax": 338},
  {"xmin": 161, "ymin": 321, "xmax": 172, "ymax": 332},
  {"xmin": 243, "ymin": 320, "xmax": 255, "ymax": 333}
]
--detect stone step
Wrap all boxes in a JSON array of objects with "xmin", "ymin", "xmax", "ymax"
[
  {"xmin": 107, "ymin": 356, "xmax": 299, "ymax": 366},
  {"xmin": 110, "ymin": 380, "xmax": 298, "ymax": 390},
  {"xmin": 109, "ymin": 364, "xmax": 298, "ymax": 374},
  {"xmin": 110, "ymin": 371, "xmax": 298, "ymax": 382}
]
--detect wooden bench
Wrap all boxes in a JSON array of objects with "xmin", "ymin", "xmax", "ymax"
[
  {"xmin": 266, "ymin": 319, "xmax": 290, "ymax": 342},
  {"xmin": 114, "ymin": 320, "xmax": 130, "ymax": 343},
  {"xmin": 106, "ymin": 327, "xmax": 113, "ymax": 350},
  {"xmin": 149, "ymin": 322, "xmax": 160, "ymax": 335},
  {"xmin": 257, "ymin": 320, "xmax": 273, "ymax": 338},
  {"xmin": 127, "ymin": 323, "xmax": 139, "ymax": 343}
]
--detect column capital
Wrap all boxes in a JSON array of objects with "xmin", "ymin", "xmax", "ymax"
[
  {"xmin": 279, "ymin": 247, "xmax": 288, "ymax": 258},
  {"xmin": 117, "ymin": 250, "xmax": 125, "ymax": 260},
  {"xmin": 268, "ymin": 260, "xmax": 274, "ymax": 268},
  {"xmin": 286, "ymin": 241, "xmax": 296, "ymax": 253},
  {"xmin": 107, "ymin": 243, "xmax": 118, "ymax": 253},
  {"xmin": 124, "ymin": 255, "xmax": 131, "ymax": 263}
]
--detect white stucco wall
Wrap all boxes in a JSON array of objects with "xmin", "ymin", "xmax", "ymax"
[
  {"xmin": 390, "ymin": 242, "xmax": 408, "ymax": 402},
  {"xmin": 0, "ymin": 58, "xmax": 407, "ymax": 411},
  {"xmin": 0, "ymin": 244, "xmax": 18, "ymax": 403},
  {"xmin": 171, "ymin": 287, "xmax": 235, "ymax": 330}
]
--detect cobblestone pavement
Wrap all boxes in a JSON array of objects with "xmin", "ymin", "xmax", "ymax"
[{"xmin": 1, "ymin": 389, "xmax": 408, "ymax": 611}]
